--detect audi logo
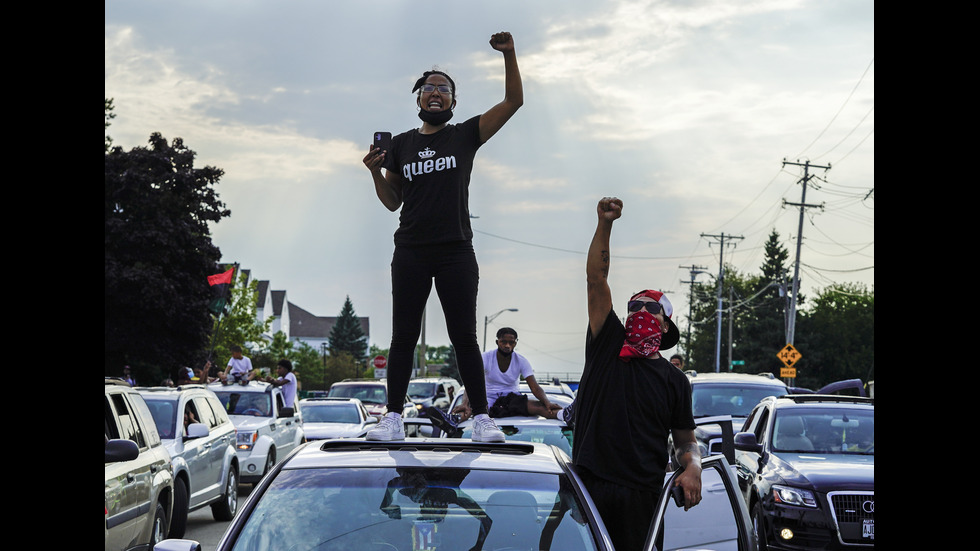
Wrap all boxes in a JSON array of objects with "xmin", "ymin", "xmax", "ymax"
[{"xmin": 862, "ymin": 500, "xmax": 874, "ymax": 513}]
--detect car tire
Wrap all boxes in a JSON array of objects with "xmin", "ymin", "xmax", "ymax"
[
  {"xmin": 753, "ymin": 502, "xmax": 770, "ymax": 551},
  {"xmin": 149, "ymin": 501, "xmax": 168, "ymax": 548},
  {"xmin": 169, "ymin": 479, "xmax": 189, "ymax": 538},
  {"xmin": 211, "ymin": 466, "xmax": 238, "ymax": 521},
  {"xmin": 263, "ymin": 449, "xmax": 276, "ymax": 476}
]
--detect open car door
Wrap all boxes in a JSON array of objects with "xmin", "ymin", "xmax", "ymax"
[{"xmin": 644, "ymin": 455, "xmax": 757, "ymax": 551}]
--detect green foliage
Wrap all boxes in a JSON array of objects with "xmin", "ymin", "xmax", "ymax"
[
  {"xmin": 329, "ymin": 296, "xmax": 367, "ymax": 360},
  {"xmin": 685, "ymin": 229, "xmax": 873, "ymax": 388},
  {"xmin": 795, "ymin": 283, "xmax": 874, "ymax": 388},
  {"xmin": 105, "ymin": 98, "xmax": 116, "ymax": 152},
  {"xmin": 211, "ymin": 270, "xmax": 273, "ymax": 368},
  {"xmin": 439, "ymin": 346, "xmax": 461, "ymax": 383},
  {"xmin": 105, "ymin": 132, "xmax": 230, "ymax": 382}
]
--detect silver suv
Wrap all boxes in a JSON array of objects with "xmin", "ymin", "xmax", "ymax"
[
  {"xmin": 209, "ymin": 381, "xmax": 305, "ymax": 484},
  {"xmin": 105, "ymin": 378, "xmax": 174, "ymax": 550},
  {"xmin": 139, "ymin": 384, "xmax": 240, "ymax": 537}
]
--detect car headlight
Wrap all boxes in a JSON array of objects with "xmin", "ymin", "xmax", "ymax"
[
  {"xmin": 237, "ymin": 431, "xmax": 257, "ymax": 451},
  {"xmin": 772, "ymin": 485, "xmax": 817, "ymax": 507}
]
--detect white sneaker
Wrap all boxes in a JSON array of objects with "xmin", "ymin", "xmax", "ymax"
[
  {"xmin": 471, "ymin": 414, "xmax": 505, "ymax": 442},
  {"xmin": 366, "ymin": 413, "xmax": 405, "ymax": 441}
]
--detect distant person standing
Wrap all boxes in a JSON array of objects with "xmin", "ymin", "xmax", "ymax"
[
  {"xmin": 265, "ymin": 359, "xmax": 297, "ymax": 409},
  {"xmin": 122, "ymin": 365, "xmax": 136, "ymax": 387},
  {"xmin": 223, "ymin": 345, "xmax": 254, "ymax": 385},
  {"xmin": 361, "ymin": 31, "xmax": 523, "ymax": 442}
]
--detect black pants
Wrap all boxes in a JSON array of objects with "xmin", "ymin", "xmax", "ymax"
[
  {"xmin": 386, "ymin": 241, "xmax": 488, "ymax": 415},
  {"xmin": 578, "ymin": 468, "xmax": 662, "ymax": 551}
]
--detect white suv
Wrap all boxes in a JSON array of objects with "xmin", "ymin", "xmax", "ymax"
[{"xmin": 209, "ymin": 381, "xmax": 305, "ymax": 484}]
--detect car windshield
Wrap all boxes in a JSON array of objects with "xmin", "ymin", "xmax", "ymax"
[
  {"xmin": 142, "ymin": 397, "xmax": 178, "ymax": 439},
  {"xmin": 772, "ymin": 407, "xmax": 874, "ymax": 454},
  {"xmin": 229, "ymin": 467, "xmax": 599, "ymax": 551},
  {"xmin": 329, "ymin": 384, "xmax": 387, "ymax": 405},
  {"xmin": 214, "ymin": 391, "xmax": 273, "ymax": 417},
  {"xmin": 692, "ymin": 383, "xmax": 788, "ymax": 418},
  {"xmin": 407, "ymin": 382, "xmax": 437, "ymax": 399},
  {"xmin": 305, "ymin": 405, "xmax": 361, "ymax": 424}
]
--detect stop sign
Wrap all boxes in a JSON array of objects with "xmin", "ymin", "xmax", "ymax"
[{"xmin": 372, "ymin": 355, "xmax": 388, "ymax": 369}]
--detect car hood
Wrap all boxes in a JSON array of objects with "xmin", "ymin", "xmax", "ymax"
[
  {"xmin": 303, "ymin": 423, "xmax": 366, "ymax": 440},
  {"xmin": 770, "ymin": 452, "xmax": 875, "ymax": 492},
  {"xmin": 229, "ymin": 415, "xmax": 274, "ymax": 430}
]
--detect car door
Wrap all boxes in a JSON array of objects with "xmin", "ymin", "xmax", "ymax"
[
  {"xmin": 645, "ymin": 455, "xmax": 757, "ymax": 551},
  {"xmin": 272, "ymin": 391, "xmax": 300, "ymax": 453},
  {"xmin": 735, "ymin": 404, "xmax": 771, "ymax": 503}
]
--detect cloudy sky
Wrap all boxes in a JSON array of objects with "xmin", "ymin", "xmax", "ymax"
[{"xmin": 105, "ymin": 0, "xmax": 874, "ymax": 377}]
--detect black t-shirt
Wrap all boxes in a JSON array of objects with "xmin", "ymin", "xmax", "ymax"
[
  {"xmin": 572, "ymin": 310, "xmax": 695, "ymax": 490},
  {"xmin": 385, "ymin": 116, "xmax": 483, "ymax": 246}
]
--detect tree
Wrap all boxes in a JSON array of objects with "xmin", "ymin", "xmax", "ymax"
[
  {"xmin": 328, "ymin": 296, "xmax": 367, "ymax": 360},
  {"xmin": 686, "ymin": 266, "xmax": 759, "ymax": 373},
  {"xmin": 106, "ymin": 132, "xmax": 230, "ymax": 382},
  {"xmin": 737, "ymin": 230, "xmax": 794, "ymax": 376},
  {"xmin": 795, "ymin": 283, "xmax": 874, "ymax": 389},
  {"xmin": 210, "ymin": 269, "xmax": 273, "ymax": 369},
  {"xmin": 105, "ymin": 98, "xmax": 116, "ymax": 152}
]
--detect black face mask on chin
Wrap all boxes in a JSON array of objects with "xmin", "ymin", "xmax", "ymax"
[{"xmin": 418, "ymin": 106, "xmax": 454, "ymax": 125}]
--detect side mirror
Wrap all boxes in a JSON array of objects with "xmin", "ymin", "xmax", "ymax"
[
  {"xmin": 184, "ymin": 422, "xmax": 209, "ymax": 439},
  {"xmin": 105, "ymin": 438, "xmax": 139, "ymax": 463},
  {"xmin": 279, "ymin": 407, "xmax": 295, "ymax": 418},
  {"xmin": 734, "ymin": 432, "xmax": 762, "ymax": 453}
]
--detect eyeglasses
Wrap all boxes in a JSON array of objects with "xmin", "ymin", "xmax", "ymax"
[
  {"xmin": 419, "ymin": 84, "xmax": 452, "ymax": 94},
  {"xmin": 627, "ymin": 300, "xmax": 663, "ymax": 314}
]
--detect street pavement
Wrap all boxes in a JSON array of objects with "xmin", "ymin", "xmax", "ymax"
[{"xmin": 183, "ymin": 485, "xmax": 253, "ymax": 550}]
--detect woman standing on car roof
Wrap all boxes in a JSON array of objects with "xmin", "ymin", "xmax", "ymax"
[{"xmin": 361, "ymin": 31, "xmax": 523, "ymax": 443}]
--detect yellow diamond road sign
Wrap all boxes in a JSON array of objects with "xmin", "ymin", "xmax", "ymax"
[{"xmin": 778, "ymin": 344, "xmax": 802, "ymax": 368}]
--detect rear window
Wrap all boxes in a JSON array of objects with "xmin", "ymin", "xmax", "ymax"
[
  {"xmin": 692, "ymin": 383, "xmax": 787, "ymax": 418},
  {"xmin": 328, "ymin": 384, "xmax": 387, "ymax": 405}
]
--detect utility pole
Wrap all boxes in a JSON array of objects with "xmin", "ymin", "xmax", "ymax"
[
  {"xmin": 679, "ymin": 264, "xmax": 708, "ymax": 359},
  {"xmin": 701, "ymin": 233, "xmax": 743, "ymax": 372},
  {"xmin": 781, "ymin": 159, "xmax": 828, "ymax": 345}
]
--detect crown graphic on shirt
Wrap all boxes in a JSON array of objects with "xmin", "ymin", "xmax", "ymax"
[{"xmin": 418, "ymin": 147, "xmax": 436, "ymax": 159}]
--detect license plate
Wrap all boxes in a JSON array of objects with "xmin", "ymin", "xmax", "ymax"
[{"xmin": 862, "ymin": 519, "xmax": 874, "ymax": 540}]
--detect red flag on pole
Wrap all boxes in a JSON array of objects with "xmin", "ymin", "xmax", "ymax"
[{"xmin": 208, "ymin": 267, "xmax": 235, "ymax": 286}]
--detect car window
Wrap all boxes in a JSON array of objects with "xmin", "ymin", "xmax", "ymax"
[
  {"xmin": 656, "ymin": 463, "xmax": 746, "ymax": 551},
  {"xmin": 772, "ymin": 407, "xmax": 874, "ymax": 454},
  {"xmin": 305, "ymin": 405, "xmax": 361, "ymax": 424},
  {"xmin": 329, "ymin": 384, "xmax": 387, "ymax": 404},
  {"xmin": 193, "ymin": 397, "xmax": 218, "ymax": 429},
  {"xmin": 208, "ymin": 395, "xmax": 232, "ymax": 425},
  {"xmin": 753, "ymin": 407, "xmax": 771, "ymax": 445},
  {"xmin": 110, "ymin": 393, "xmax": 147, "ymax": 448},
  {"xmin": 215, "ymin": 391, "xmax": 273, "ymax": 417},
  {"xmin": 229, "ymin": 468, "xmax": 599, "ymax": 551},
  {"xmin": 144, "ymin": 398, "xmax": 179, "ymax": 440},
  {"xmin": 691, "ymin": 384, "xmax": 787, "ymax": 418}
]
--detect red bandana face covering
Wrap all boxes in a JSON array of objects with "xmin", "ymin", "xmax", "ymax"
[{"xmin": 619, "ymin": 310, "xmax": 664, "ymax": 360}]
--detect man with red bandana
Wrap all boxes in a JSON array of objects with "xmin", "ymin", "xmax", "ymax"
[{"xmin": 572, "ymin": 196, "xmax": 702, "ymax": 551}]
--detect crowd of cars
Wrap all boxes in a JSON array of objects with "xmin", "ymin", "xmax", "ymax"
[{"xmin": 108, "ymin": 368, "xmax": 873, "ymax": 551}]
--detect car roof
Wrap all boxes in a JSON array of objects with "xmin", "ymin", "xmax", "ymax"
[
  {"xmin": 300, "ymin": 397, "xmax": 362, "ymax": 405},
  {"xmin": 770, "ymin": 394, "xmax": 874, "ymax": 409},
  {"xmin": 208, "ymin": 381, "xmax": 275, "ymax": 393},
  {"xmin": 282, "ymin": 439, "xmax": 567, "ymax": 474},
  {"xmin": 686, "ymin": 371, "xmax": 787, "ymax": 387},
  {"xmin": 137, "ymin": 384, "xmax": 212, "ymax": 398}
]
